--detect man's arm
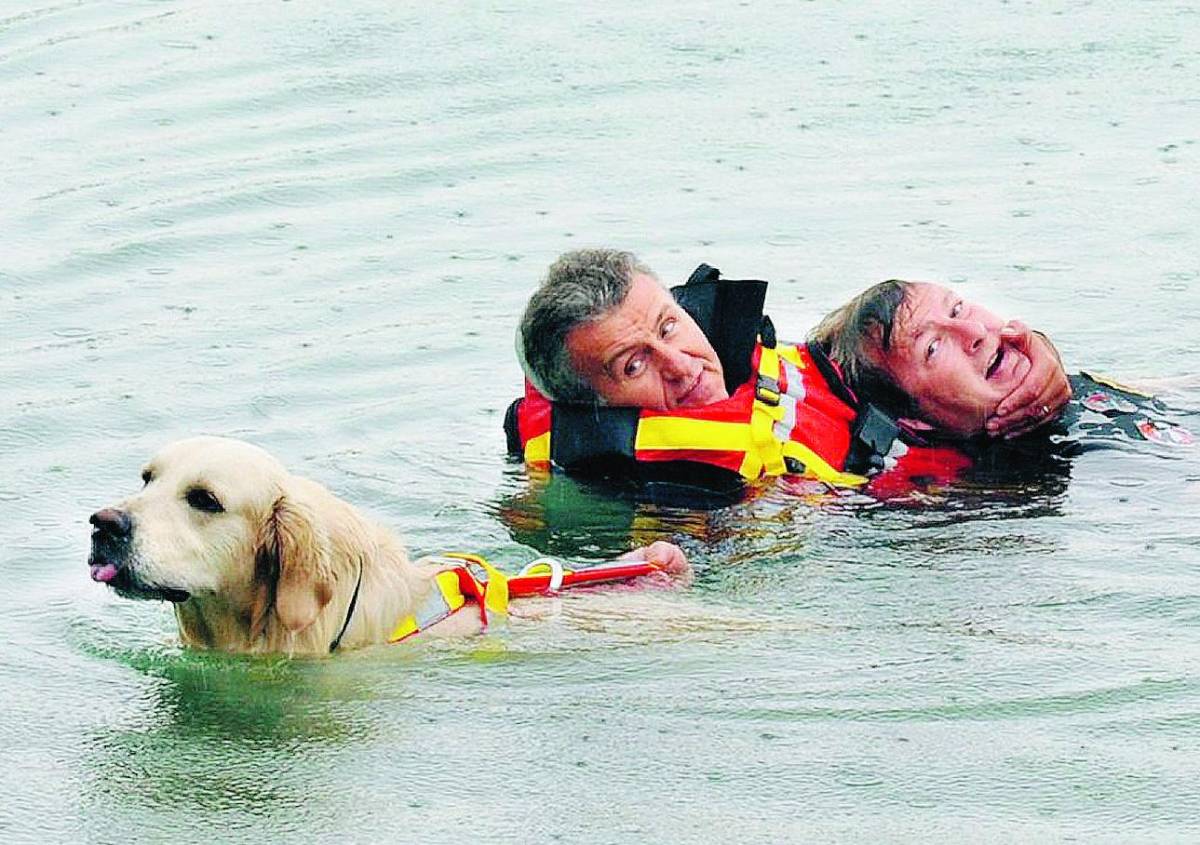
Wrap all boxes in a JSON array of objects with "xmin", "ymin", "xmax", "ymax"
[{"xmin": 985, "ymin": 321, "xmax": 1071, "ymax": 439}]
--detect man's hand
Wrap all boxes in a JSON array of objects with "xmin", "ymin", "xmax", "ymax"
[
  {"xmin": 619, "ymin": 540, "xmax": 690, "ymax": 580},
  {"xmin": 985, "ymin": 321, "xmax": 1071, "ymax": 439}
]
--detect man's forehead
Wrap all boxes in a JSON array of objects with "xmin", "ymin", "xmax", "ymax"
[
  {"xmin": 632, "ymin": 272, "xmax": 671, "ymax": 304},
  {"xmin": 567, "ymin": 278, "xmax": 671, "ymax": 370},
  {"xmin": 895, "ymin": 283, "xmax": 950, "ymax": 343},
  {"xmin": 616, "ymin": 274, "xmax": 674, "ymax": 326}
]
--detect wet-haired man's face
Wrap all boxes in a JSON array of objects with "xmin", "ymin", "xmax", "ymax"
[
  {"xmin": 882, "ymin": 282, "xmax": 1032, "ymax": 436},
  {"xmin": 565, "ymin": 272, "xmax": 728, "ymax": 410}
]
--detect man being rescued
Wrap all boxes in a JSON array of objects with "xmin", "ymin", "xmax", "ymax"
[
  {"xmin": 809, "ymin": 278, "xmax": 1195, "ymax": 455},
  {"xmin": 508, "ymin": 249, "xmax": 1072, "ymax": 494}
]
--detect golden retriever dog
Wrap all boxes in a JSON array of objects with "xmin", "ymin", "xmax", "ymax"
[{"xmin": 88, "ymin": 436, "xmax": 688, "ymax": 655}]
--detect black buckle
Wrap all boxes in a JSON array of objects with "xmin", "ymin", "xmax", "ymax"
[
  {"xmin": 784, "ymin": 456, "xmax": 806, "ymax": 474},
  {"xmin": 755, "ymin": 374, "xmax": 781, "ymax": 406},
  {"xmin": 846, "ymin": 404, "xmax": 901, "ymax": 473}
]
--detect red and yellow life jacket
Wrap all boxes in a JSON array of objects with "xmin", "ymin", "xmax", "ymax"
[{"xmin": 509, "ymin": 340, "xmax": 907, "ymax": 490}]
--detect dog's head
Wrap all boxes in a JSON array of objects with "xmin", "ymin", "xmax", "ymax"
[{"xmin": 89, "ymin": 436, "xmax": 336, "ymax": 637}]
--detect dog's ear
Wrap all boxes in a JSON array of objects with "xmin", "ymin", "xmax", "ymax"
[
  {"xmin": 248, "ymin": 536, "xmax": 278, "ymax": 642},
  {"xmin": 253, "ymin": 493, "xmax": 334, "ymax": 635}
]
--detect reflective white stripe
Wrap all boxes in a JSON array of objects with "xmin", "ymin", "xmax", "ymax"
[
  {"xmin": 782, "ymin": 359, "xmax": 806, "ymax": 400},
  {"xmin": 772, "ymin": 360, "xmax": 804, "ymax": 442},
  {"xmin": 773, "ymin": 395, "xmax": 795, "ymax": 443},
  {"xmin": 413, "ymin": 586, "xmax": 453, "ymax": 629}
]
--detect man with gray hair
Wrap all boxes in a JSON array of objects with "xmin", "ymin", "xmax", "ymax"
[{"xmin": 517, "ymin": 248, "xmax": 730, "ymax": 410}]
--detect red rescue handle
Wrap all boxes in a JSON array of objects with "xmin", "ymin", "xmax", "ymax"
[{"xmin": 507, "ymin": 560, "xmax": 663, "ymax": 597}]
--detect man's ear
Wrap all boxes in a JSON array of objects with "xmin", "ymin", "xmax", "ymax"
[{"xmin": 253, "ymin": 493, "xmax": 334, "ymax": 635}]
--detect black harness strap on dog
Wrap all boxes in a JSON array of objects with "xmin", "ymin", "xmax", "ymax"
[
  {"xmin": 328, "ymin": 558, "xmax": 364, "ymax": 654},
  {"xmin": 672, "ymin": 265, "xmax": 768, "ymax": 394}
]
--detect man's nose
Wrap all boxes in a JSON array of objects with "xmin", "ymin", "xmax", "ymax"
[
  {"xmin": 951, "ymin": 320, "xmax": 988, "ymax": 352},
  {"xmin": 659, "ymin": 345, "xmax": 698, "ymax": 381},
  {"xmin": 90, "ymin": 507, "xmax": 133, "ymax": 540}
]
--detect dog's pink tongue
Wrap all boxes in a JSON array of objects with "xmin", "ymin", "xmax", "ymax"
[{"xmin": 90, "ymin": 562, "xmax": 118, "ymax": 583}]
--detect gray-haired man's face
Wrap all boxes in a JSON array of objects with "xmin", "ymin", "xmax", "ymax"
[{"xmin": 564, "ymin": 272, "xmax": 727, "ymax": 409}]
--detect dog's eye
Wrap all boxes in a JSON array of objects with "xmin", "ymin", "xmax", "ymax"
[
  {"xmin": 185, "ymin": 488, "xmax": 224, "ymax": 514},
  {"xmin": 141, "ymin": 470, "xmax": 152, "ymax": 486}
]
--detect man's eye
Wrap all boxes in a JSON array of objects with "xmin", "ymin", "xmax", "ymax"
[
  {"xmin": 926, "ymin": 338, "xmax": 940, "ymax": 360},
  {"xmin": 661, "ymin": 317, "xmax": 677, "ymax": 338},
  {"xmin": 623, "ymin": 356, "xmax": 646, "ymax": 378},
  {"xmin": 950, "ymin": 301, "xmax": 963, "ymax": 318},
  {"xmin": 185, "ymin": 488, "xmax": 225, "ymax": 514}
]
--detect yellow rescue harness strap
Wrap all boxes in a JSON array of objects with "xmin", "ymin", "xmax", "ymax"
[
  {"xmin": 746, "ymin": 346, "xmax": 868, "ymax": 487},
  {"xmin": 389, "ymin": 553, "xmax": 510, "ymax": 643}
]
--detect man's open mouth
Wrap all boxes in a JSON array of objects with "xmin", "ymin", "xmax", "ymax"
[{"xmin": 985, "ymin": 346, "xmax": 1005, "ymax": 380}]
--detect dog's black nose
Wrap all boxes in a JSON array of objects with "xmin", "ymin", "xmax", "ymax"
[{"xmin": 90, "ymin": 508, "xmax": 132, "ymax": 538}]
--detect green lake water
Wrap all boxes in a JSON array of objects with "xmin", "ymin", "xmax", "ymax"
[{"xmin": 2, "ymin": 1, "xmax": 1199, "ymax": 842}]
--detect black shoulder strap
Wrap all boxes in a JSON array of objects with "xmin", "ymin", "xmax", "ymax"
[
  {"xmin": 686, "ymin": 263, "xmax": 722, "ymax": 286},
  {"xmin": 845, "ymin": 405, "xmax": 903, "ymax": 474},
  {"xmin": 673, "ymin": 264, "xmax": 768, "ymax": 393}
]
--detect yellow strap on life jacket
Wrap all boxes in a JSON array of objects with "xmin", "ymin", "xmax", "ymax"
[
  {"xmin": 635, "ymin": 416, "xmax": 755, "ymax": 453},
  {"xmin": 781, "ymin": 440, "xmax": 868, "ymax": 487},
  {"xmin": 742, "ymin": 346, "xmax": 788, "ymax": 478},
  {"xmin": 629, "ymin": 343, "xmax": 869, "ymax": 485},
  {"xmin": 776, "ymin": 343, "xmax": 806, "ymax": 370},
  {"xmin": 744, "ymin": 345, "xmax": 867, "ymax": 486}
]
